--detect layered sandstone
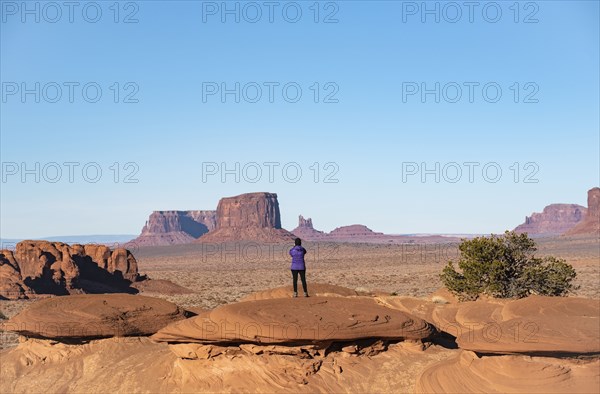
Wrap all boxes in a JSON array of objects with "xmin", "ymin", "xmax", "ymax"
[
  {"xmin": 514, "ymin": 204, "xmax": 586, "ymax": 236},
  {"xmin": 416, "ymin": 350, "xmax": 599, "ymax": 393},
  {"xmin": 2, "ymin": 294, "xmax": 186, "ymax": 339},
  {"xmin": 130, "ymin": 210, "xmax": 217, "ymax": 246},
  {"xmin": 198, "ymin": 193, "xmax": 295, "ymax": 242},
  {"xmin": 380, "ymin": 293, "xmax": 600, "ymax": 355},
  {"xmin": 151, "ymin": 297, "xmax": 435, "ymax": 344},
  {"xmin": 565, "ymin": 187, "xmax": 600, "ymax": 236},
  {"xmin": 455, "ymin": 295, "xmax": 600, "ymax": 355}
]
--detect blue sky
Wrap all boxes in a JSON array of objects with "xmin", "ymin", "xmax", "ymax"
[{"xmin": 1, "ymin": 0, "xmax": 599, "ymax": 238}]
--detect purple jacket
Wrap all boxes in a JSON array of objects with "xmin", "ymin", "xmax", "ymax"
[{"xmin": 289, "ymin": 245, "xmax": 307, "ymax": 270}]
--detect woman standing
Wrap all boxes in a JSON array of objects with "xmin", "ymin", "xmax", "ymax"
[{"xmin": 289, "ymin": 238, "xmax": 309, "ymax": 297}]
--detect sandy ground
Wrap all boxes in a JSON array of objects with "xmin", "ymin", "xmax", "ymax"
[{"xmin": 129, "ymin": 235, "xmax": 600, "ymax": 310}]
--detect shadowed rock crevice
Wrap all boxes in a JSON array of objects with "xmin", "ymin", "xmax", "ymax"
[{"xmin": 129, "ymin": 210, "xmax": 217, "ymax": 246}]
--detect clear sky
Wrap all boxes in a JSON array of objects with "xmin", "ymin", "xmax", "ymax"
[{"xmin": 1, "ymin": 0, "xmax": 599, "ymax": 238}]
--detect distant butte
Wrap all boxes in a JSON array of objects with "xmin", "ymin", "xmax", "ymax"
[
  {"xmin": 290, "ymin": 216, "xmax": 458, "ymax": 244},
  {"xmin": 197, "ymin": 192, "xmax": 295, "ymax": 243},
  {"xmin": 514, "ymin": 204, "xmax": 586, "ymax": 236}
]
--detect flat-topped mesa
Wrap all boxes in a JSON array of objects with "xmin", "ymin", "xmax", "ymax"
[
  {"xmin": 514, "ymin": 204, "xmax": 587, "ymax": 236},
  {"xmin": 0, "ymin": 240, "xmax": 141, "ymax": 300},
  {"xmin": 131, "ymin": 210, "xmax": 217, "ymax": 246},
  {"xmin": 328, "ymin": 224, "xmax": 384, "ymax": 238},
  {"xmin": 198, "ymin": 192, "xmax": 295, "ymax": 243},
  {"xmin": 141, "ymin": 211, "xmax": 217, "ymax": 236},
  {"xmin": 216, "ymin": 192, "xmax": 282, "ymax": 229},
  {"xmin": 565, "ymin": 187, "xmax": 600, "ymax": 236}
]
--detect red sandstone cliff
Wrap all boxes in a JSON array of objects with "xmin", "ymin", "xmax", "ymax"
[
  {"xmin": 514, "ymin": 204, "xmax": 586, "ymax": 236},
  {"xmin": 564, "ymin": 187, "xmax": 600, "ymax": 236},
  {"xmin": 197, "ymin": 193, "xmax": 295, "ymax": 243},
  {"xmin": 130, "ymin": 210, "xmax": 217, "ymax": 246}
]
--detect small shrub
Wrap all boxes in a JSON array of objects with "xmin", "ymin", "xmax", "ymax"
[{"xmin": 440, "ymin": 231, "xmax": 577, "ymax": 301}]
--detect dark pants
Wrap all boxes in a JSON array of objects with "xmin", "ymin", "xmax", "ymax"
[{"xmin": 291, "ymin": 270, "xmax": 307, "ymax": 293}]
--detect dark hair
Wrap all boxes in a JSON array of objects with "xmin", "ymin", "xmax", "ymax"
[{"xmin": 294, "ymin": 238, "xmax": 302, "ymax": 246}]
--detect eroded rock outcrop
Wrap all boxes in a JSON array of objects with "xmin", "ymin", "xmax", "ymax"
[
  {"xmin": 455, "ymin": 295, "xmax": 600, "ymax": 355},
  {"xmin": 565, "ymin": 187, "xmax": 600, "ymax": 236},
  {"xmin": 291, "ymin": 215, "xmax": 460, "ymax": 244},
  {"xmin": 0, "ymin": 241, "xmax": 142, "ymax": 299},
  {"xmin": 151, "ymin": 297, "xmax": 435, "ymax": 344},
  {"xmin": 0, "ymin": 334, "xmax": 452, "ymax": 393},
  {"xmin": 1, "ymin": 294, "xmax": 186, "ymax": 339},
  {"xmin": 380, "ymin": 293, "xmax": 600, "ymax": 355},
  {"xmin": 291, "ymin": 215, "xmax": 328, "ymax": 240},
  {"xmin": 198, "ymin": 192, "xmax": 295, "ymax": 243},
  {"xmin": 416, "ymin": 350, "xmax": 599, "ymax": 393},
  {"xmin": 0, "ymin": 251, "xmax": 31, "ymax": 299},
  {"xmin": 130, "ymin": 210, "xmax": 217, "ymax": 246},
  {"xmin": 514, "ymin": 204, "xmax": 586, "ymax": 236}
]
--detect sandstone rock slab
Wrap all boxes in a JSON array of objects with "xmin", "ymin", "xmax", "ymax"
[
  {"xmin": 2, "ymin": 294, "xmax": 186, "ymax": 339},
  {"xmin": 152, "ymin": 297, "xmax": 435, "ymax": 344},
  {"xmin": 416, "ymin": 350, "xmax": 600, "ymax": 393}
]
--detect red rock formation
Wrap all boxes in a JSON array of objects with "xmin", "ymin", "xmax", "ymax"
[
  {"xmin": 565, "ymin": 187, "xmax": 600, "ymax": 236},
  {"xmin": 291, "ymin": 215, "xmax": 327, "ymax": 240},
  {"xmin": 514, "ymin": 204, "xmax": 586, "ymax": 236},
  {"xmin": 292, "ymin": 218, "xmax": 385, "ymax": 241},
  {"xmin": 152, "ymin": 297, "xmax": 435, "ymax": 344},
  {"xmin": 2, "ymin": 294, "xmax": 186, "ymax": 339},
  {"xmin": 328, "ymin": 224, "xmax": 384, "ymax": 239},
  {"xmin": 198, "ymin": 193, "xmax": 295, "ymax": 243},
  {"xmin": 0, "ymin": 250, "xmax": 31, "ymax": 299},
  {"xmin": 291, "ymin": 216, "xmax": 459, "ymax": 244},
  {"xmin": 416, "ymin": 351, "xmax": 599, "ymax": 394},
  {"xmin": 130, "ymin": 211, "xmax": 217, "ymax": 246},
  {"xmin": 299, "ymin": 215, "xmax": 312, "ymax": 228},
  {"xmin": 455, "ymin": 295, "xmax": 600, "ymax": 355},
  {"xmin": 0, "ymin": 241, "xmax": 142, "ymax": 299}
]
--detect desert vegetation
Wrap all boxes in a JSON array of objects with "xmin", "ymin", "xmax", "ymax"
[{"xmin": 441, "ymin": 231, "xmax": 578, "ymax": 301}]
